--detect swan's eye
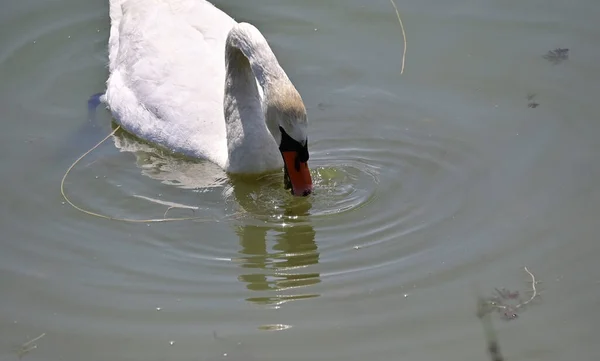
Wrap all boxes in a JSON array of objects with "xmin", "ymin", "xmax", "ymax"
[{"xmin": 278, "ymin": 126, "xmax": 308, "ymax": 156}]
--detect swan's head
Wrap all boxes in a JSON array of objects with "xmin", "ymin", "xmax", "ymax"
[{"xmin": 266, "ymin": 83, "xmax": 312, "ymax": 196}]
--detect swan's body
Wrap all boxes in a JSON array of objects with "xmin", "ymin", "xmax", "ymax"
[{"xmin": 103, "ymin": 0, "xmax": 312, "ymax": 195}]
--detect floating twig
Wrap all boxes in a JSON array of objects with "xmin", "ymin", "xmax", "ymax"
[
  {"xmin": 483, "ymin": 266, "xmax": 540, "ymax": 320},
  {"xmin": 16, "ymin": 333, "xmax": 45, "ymax": 359},
  {"xmin": 20, "ymin": 333, "xmax": 45, "ymax": 349},
  {"xmin": 389, "ymin": 0, "xmax": 407, "ymax": 74},
  {"xmin": 521, "ymin": 266, "xmax": 538, "ymax": 307},
  {"xmin": 131, "ymin": 194, "xmax": 199, "ymax": 218}
]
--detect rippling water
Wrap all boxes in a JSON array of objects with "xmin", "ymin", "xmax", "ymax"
[{"xmin": 2, "ymin": 0, "xmax": 600, "ymax": 360}]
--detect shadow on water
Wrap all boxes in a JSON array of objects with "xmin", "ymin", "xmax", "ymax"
[{"xmin": 228, "ymin": 179, "xmax": 320, "ymax": 306}]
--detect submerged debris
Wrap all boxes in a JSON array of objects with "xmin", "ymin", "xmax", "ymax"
[
  {"xmin": 527, "ymin": 93, "xmax": 539, "ymax": 108},
  {"xmin": 543, "ymin": 48, "xmax": 569, "ymax": 64},
  {"xmin": 477, "ymin": 267, "xmax": 541, "ymax": 360},
  {"xmin": 480, "ymin": 267, "xmax": 540, "ymax": 321}
]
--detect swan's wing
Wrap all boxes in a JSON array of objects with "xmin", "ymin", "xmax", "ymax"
[
  {"xmin": 107, "ymin": 0, "xmax": 125, "ymax": 71},
  {"xmin": 105, "ymin": 0, "xmax": 236, "ymax": 166}
]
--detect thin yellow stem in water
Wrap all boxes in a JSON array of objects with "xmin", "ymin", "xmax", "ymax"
[
  {"xmin": 60, "ymin": 125, "xmax": 237, "ymax": 223},
  {"xmin": 390, "ymin": 0, "xmax": 407, "ymax": 74},
  {"xmin": 21, "ymin": 333, "xmax": 45, "ymax": 348}
]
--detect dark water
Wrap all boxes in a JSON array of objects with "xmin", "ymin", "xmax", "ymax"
[{"xmin": 1, "ymin": 0, "xmax": 599, "ymax": 360}]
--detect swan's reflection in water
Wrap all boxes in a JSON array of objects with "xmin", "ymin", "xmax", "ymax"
[
  {"xmin": 228, "ymin": 177, "xmax": 321, "ymax": 306},
  {"xmin": 234, "ymin": 223, "xmax": 319, "ymax": 305},
  {"xmin": 112, "ymin": 125, "xmax": 231, "ymax": 190},
  {"xmin": 112, "ymin": 129, "xmax": 321, "ymax": 306}
]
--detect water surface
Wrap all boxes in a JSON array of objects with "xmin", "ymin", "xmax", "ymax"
[{"xmin": 1, "ymin": 0, "xmax": 599, "ymax": 360}]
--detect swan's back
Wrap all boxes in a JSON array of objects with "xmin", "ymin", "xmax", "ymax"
[{"xmin": 105, "ymin": 0, "xmax": 237, "ymax": 167}]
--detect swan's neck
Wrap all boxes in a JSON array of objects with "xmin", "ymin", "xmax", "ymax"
[{"xmin": 223, "ymin": 23, "xmax": 287, "ymax": 174}]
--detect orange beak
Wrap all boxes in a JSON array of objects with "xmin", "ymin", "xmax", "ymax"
[{"xmin": 282, "ymin": 151, "xmax": 313, "ymax": 196}]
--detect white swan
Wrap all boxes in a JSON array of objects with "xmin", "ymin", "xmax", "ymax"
[{"xmin": 102, "ymin": 0, "xmax": 312, "ymax": 196}]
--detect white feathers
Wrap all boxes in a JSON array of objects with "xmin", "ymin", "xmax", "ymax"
[{"xmin": 104, "ymin": 0, "xmax": 307, "ymax": 175}]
